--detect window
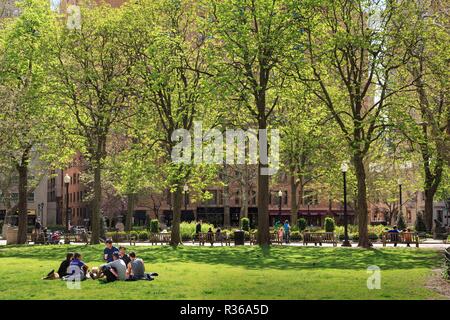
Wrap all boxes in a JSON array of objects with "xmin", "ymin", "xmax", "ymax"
[{"xmin": 27, "ymin": 193, "xmax": 34, "ymax": 202}]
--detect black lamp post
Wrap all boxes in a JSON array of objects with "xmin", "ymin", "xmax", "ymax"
[
  {"xmin": 278, "ymin": 190, "xmax": 283, "ymax": 218},
  {"xmin": 183, "ymin": 184, "xmax": 189, "ymax": 212},
  {"xmin": 64, "ymin": 174, "xmax": 71, "ymax": 244},
  {"xmin": 341, "ymin": 162, "xmax": 351, "ymax": 247}
]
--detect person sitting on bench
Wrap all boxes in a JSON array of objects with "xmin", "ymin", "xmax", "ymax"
[
  {"xmin": 388, "ymin": 226, "xmax": 400, "ymax": 247},
  {"xmin": 101, "ymin": 252, "xmax": 127, "ymax": 282},
  {"xmin": 126, "ymin": 252, "xmax": 158, "ymax": 281},
  {"xmin": 43, "ymin": 252, "xmax": 74, "ymax": 280},
  {"xmin": 402, "ymin": 228, "xmax": 413, "ymax": 247}
]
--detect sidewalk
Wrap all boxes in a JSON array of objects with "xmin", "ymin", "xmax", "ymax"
[{"xmin": 1, "ymin": 239, "xmax": 448, "ymax": 249}]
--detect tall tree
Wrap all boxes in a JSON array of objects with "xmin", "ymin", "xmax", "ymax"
[
  {"xmin": 49, "ymin": 3, "xmax": 137, "ymax": 243},
  {"xmin": 290, "ymin": 0, "xmax": 416, "ymax": 247},
  {"xmin": 0, "ymin": 0, "xmax": 67, "ymax": 243},
  {"xmin": 122, "ymin": 0, "xmax": 216, "ymax": 245},
  {"xmin": 209, "ymin": 0, "xmax": 295, "ymax": 245},
  {"xmin": 390, "ymin": 0, "xmax": 449, "ymax": 231}
]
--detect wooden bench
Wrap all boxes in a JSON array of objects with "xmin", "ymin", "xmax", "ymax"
[
  {"xmin": 126, "ymin": 233, "xmax": 137, "ymax": 246},
  {"xmin": 271, "ymin": 232, "xmax": 282, "ymax": 244},
  {"xmin": 150, "ymin": 232, "xmax": 171, "ymax": 245},
  {"xmin": 193, "ymin": 232, "xmax": 231, "ymax": 246},
  {"xmin": 382, "ymin": 232, "xmax": 419, "ymax": 247},
  {"xmin": 249, "ymin": 232, "xmax": 281, "ymax": 245},
  {"xmin": 303, "ymin": 232, "xmax": 337, "ymax": 246}
]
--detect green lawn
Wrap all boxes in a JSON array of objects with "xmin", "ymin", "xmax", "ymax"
[{"xmin": 0, "ymin": 245, "xmax": 445, "ymax": 300}]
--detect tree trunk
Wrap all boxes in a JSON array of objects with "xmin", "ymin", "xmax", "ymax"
[
  {"xmin": 90, "ymin": 164, "xmax": 102, "ymax": 244},
  {"xmin": 290, "ymin": 175, "xmax": 298, "ymax": 227},
  {"xmin": 241, "ymin": 180, "xmax": 248, "ymax": 218},
  {"xmin": 125, "ymin": 193, "xmax": 135, "ymax": 232},
  {"xmin": 170, "ymin": 186, "xmax": 182, "ymax": 246},
  {"xmin": 353, "ymin": 154, "xmax": 370, "ymax": 248},
  {"xmin": 257, "ymin": 164, "xmax": 270, "ymax": 245},
  {"xmin": 17, "ymin": 162, "xmax": 28, "ymax": 244},
  {"xmin": 223, "ymin": 184, "xmax": 230, "ymax": 227},
  {"xmin": 424, "ymin": 189, "xmax": 435, "ymax": 232}
]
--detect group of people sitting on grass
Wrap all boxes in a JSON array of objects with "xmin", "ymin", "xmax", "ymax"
[{"xmin": 43, "ymin": 239, "xmax": 158, "ymax": 282}]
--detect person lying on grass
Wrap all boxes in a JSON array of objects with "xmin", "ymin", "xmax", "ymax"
[
  {"xmin": 43, "ymin": 252, "xmax": 74, "ymax": 280},
  {"xmin": 126, "ymin": 251, "xmax": 158, "ymax": 281}
]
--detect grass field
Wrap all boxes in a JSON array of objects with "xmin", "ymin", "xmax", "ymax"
[{"xmin": 0, "ymin": 245, "xmax": 445, "ymax": 300}]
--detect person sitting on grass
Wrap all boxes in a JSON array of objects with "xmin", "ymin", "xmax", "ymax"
[
  {"xmin": 126, "ymin": 252, "xmax": 159, "ymax": 281},
  {"xmin": 43, "ymin": 252, "xmax": 74, "ymax": 280},
  {"xmin": 100, "ymin": 252, "xmax": 127, "ymax": 283},
  {"xmin": 63, "ymin": 252, "xmax": 89, "ymax": 281},
  {"xmin": 118, "ymin": 246, "xmax": 131, "ymax": 267},
  {"xmin": 104, "ymin": 239, "xmax": 118, "ymax": 263}
]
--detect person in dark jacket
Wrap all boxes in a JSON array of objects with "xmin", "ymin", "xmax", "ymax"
[{"xmin": 43, "ymin": 252, "xmax": 74, "ymax": 280}]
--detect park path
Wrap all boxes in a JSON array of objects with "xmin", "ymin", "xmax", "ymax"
[{"xmin": 0, "ymin": 239, "xmax": 447, "ymax": 249}]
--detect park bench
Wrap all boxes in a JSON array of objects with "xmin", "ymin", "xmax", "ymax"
[
  {"xmin": 150, "ymin": 232, "xmax": 171, "ymax": 245},
  {"xmin": 382, "ymin": 232, "xmax": 419, "ymax": 247},
  {"xmin": 303, "ymin": 232, "xmax": 337, "ymax": 246},
  {"xmin": 193, "ymin": 232, "xmax": 231, "ymax": 246},
  {"xmin": 127, "ymin": 233, "xmax": 137, "ymax": 246},
  {"xmin": 249, "ymin": 232, "xmax": 281, "ymax": 245},
  {"xmin": 271, "ymin": 232, "xmax": 282, "ymax": 244}
]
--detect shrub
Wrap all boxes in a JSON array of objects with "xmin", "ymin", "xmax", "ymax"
[
  {"xmin": 179, "ymin": 221, "xmax": 215, "ymax": 240},
  {"xmin": 351, "ymin": 233, "xmax": 359, "ymax": 241},
  {"xmin": 129, "ymin": 230, "xmax": 139, "ymax": 240},
  {"xmin": 106, "ymin": 231, "xmax": 126, "ymax": 242},
  {"xmin": 368, "ymin": 232, "xmax": 378, "ymax": 241},
  {"xmin": 298, "ymin": 218, "xmax": 307, "ymax": 232},
  {"xmin": 240, "ymin": 218, "xmax": 250, "ymax": 231},
  {"xmin": 397, "ymin": 213, "xmax": 407, "ymax": 230},
  {"xmin": 138, "ymin": 231, "xmax": 149, "ymax": 241},
  {"xmin": 415, "ymin": 213, "xmax": 427, "ymax": 232},
  {"xmin": 149, "ymin": 219, "xmax": 159, "ymax": 233},
  {"xmin": 45, "ymin": 224, "xmax": 65, "ymax": 232},
  {"xmin": 324, "ymin": 217, "xmax": 336, "ymax": 232},
  {"xmin": 290, "ymin": 231, "xmax": 302, "ymax": 241}
]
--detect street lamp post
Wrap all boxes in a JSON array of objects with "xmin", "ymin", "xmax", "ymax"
[
  {"xmin": 278, "ymin": 190, "xmax": 283, "ymax": 219},
  {"xmin": 64, "ymin": 174, "xmax": 71, "ymax": 244},
  {"xmin": 183, "ymin": 184, "xmax": 189, "ymax": 212},
  {"xmin": 341, "ymin": 162, "xmax": 351, "ymax": 247}
]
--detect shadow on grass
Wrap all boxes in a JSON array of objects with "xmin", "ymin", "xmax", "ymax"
[{"xmin": 0, "ymin": 244, "xmax": 440, "ymax": 271}]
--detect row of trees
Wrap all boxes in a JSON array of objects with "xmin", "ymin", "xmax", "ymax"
[{"xmin": 0, "ymin": 0, "xmax": 448, "ymax": 247}]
